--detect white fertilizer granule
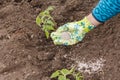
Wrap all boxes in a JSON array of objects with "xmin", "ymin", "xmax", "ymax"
[{"xmin": 76, "ymin": 58, "xmax": 105, "ymax": 74}]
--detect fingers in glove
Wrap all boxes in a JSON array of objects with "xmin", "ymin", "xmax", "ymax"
[
  {"xmin": 56, "ymin": 24, "xmax": 69, "ymax": 33},
  {"xmin": 53, "ymin": 39, "xmax": 76, "ymax": 45}
]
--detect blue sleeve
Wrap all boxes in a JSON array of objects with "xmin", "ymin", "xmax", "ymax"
[{"xmin": 92, "ymin": 0, "xmax": 120, "ymax": 23}]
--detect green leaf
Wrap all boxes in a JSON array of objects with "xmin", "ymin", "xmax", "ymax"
[
  {"xmin": 43, "ymin": 23, "xmax": 55, "ymax": 31},
  {"xmin": 47, "ymin": 6, "xmax": 55, "ymax": 11},
  {"xmin": 45, "ymin": 30, "xmax": 49, "ymax": 39},
  {"xmin": 58, "ymin": 75, "xmax": 66, "ymax": 80},
  {"xmin": 46, "ymin": 25, "xmax": 55, "ymax": 31},
  {"xmin": 75, "ymin": 73, "xmax": 83, "ymax": 80},
  {"xmin": 76, "ymin": 76, "xmax": 80, "ymax": 80},
  {"xmin": 40, "ymin": 11, "xmax": 45, "ymax": 16},
  {"xmin": 36, "ymin": 6, "xmax": 56, "ymax": 39},
  {"xmin": 44, "ymin": 11, "xmax": 50, "ymax": 15},
  {"xmin": 43, "ymin": 24, "xmax": 54, "ymax": 31},
  {"xmin": 46, "ymin": 20, "xmax": 54, "ymax": 26},
  {"xmin": 50, "ymin": 70, "xmax": 60, "ymax": 78},
  {"xmin": 66, "ymin": 78, "xmax": 70, "ymax": 80},
  {"xmin": 40, "ymin": 15, "xmax": 44, "ymax": 20},
  {"xmin": 70, "ymin": 66, "xmax": 75, "ymax": 73},
  {"xmin": 36, "ymin": 16, "xmax": 42, "ymax": 26},
  {"xmin": 60, "ymin": 69, "xmax": 71, "ymax": 76},
  {"xmin": 76, "ymin": 76, "xmax": 83, "ymax": 80},
  {"xmin": 76, "ymin": 75, "xmax": 80, "ymax": 80}
]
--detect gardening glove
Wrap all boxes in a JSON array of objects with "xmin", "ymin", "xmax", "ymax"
[{"xmin": 50, "ymin": 17, "xmax": 95, "ymax": 45}]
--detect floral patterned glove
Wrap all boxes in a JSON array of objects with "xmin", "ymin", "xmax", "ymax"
[{"xmin": 50, "ymin": 17, "xmax": 95, "ymax": 45}]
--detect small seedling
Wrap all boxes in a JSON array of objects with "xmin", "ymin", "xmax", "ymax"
[
  {"xmin": 50, "ymin": 67, "xmax": 83, "ymax": 80},
  {"xmin": 36, "ymin": 6, "xmax": 56, "ymax": 38}
]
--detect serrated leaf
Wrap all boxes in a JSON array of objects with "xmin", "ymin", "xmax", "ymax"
[
  {"xmin": 50, "ymin": 70, "xmax": 60, "ymax": 78},
  {"xmin": 36, "ymin": 6, "xmax": 56, "ymax": 39},
  {"xmin": 58, "ymin": 75, "xmax": 66, "ymax": 80},
  {"xmin": 36, "ymin": 16, "xmax": 42, "ymax": 26},
  {"xmin": 60, "ymin": 69, "xmax": 71, "ymax": 76},
  {"xmin": 45, "ymin": 30, "xmax": 49, "ymax": 39}
]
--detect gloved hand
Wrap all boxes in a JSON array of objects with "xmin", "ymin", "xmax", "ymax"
[{"xmin": 50, "ymin": 17, "xmax": 95, "ymax": 45}]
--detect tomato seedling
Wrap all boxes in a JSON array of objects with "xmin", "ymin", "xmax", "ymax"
[
  {"xmin": 50, "ymin": 67, "xmax": 83, "ymax": 80},
  {"xmin": 36, "ymin": 6, "xmax": 56, "ymax": 38}
]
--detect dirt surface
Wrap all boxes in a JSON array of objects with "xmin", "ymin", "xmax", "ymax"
[{"xmin": 0, "ymin": 0, "xmax": 120, "ymax": 80}]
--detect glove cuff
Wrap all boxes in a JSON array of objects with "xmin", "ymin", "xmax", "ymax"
[{"xmin": 77, "ymin": 17, "xmax": 95, "ymax": 33}]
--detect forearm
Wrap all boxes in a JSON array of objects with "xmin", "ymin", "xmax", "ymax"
[{"xmin": 87, "ymin": 13, "xmax": 101, "ymax": 26}]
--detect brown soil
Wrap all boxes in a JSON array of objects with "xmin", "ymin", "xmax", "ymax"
[{"xmin": 0, "ymin": 0, "xmax": 120, "ymax": 80}]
